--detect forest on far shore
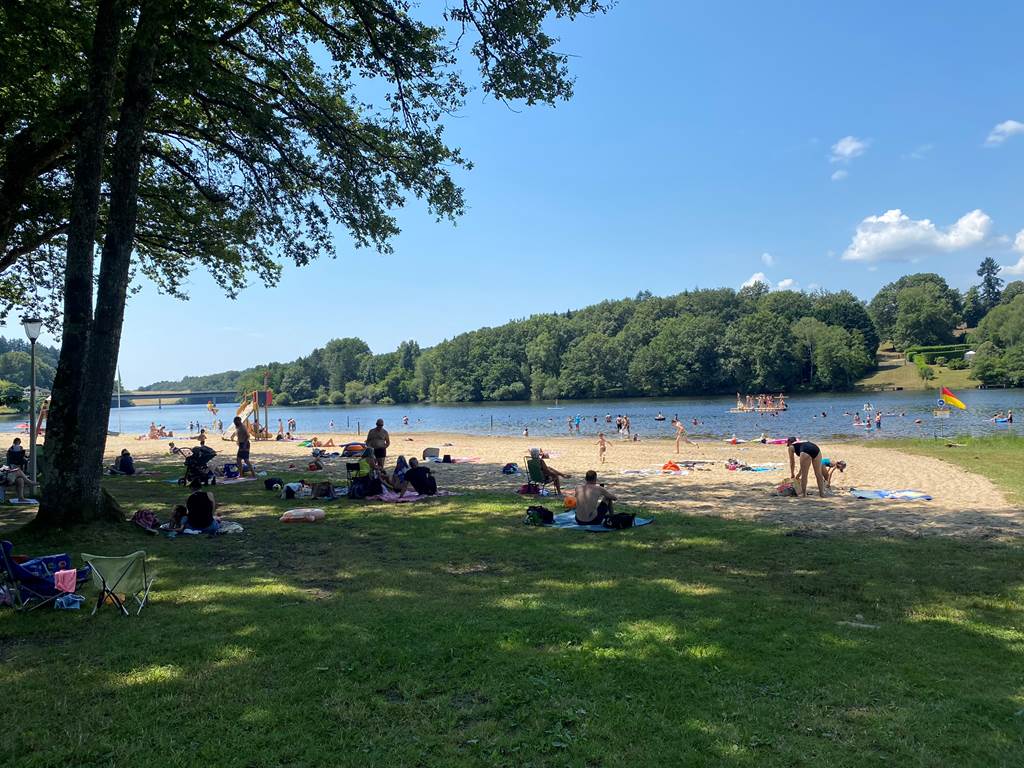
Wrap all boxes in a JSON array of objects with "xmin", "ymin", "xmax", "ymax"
[{"xmin": 141, "ymin": 262, "xmax": 1024, "ymax": 405}]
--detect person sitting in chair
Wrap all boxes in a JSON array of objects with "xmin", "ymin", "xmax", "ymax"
[
  {"xmin": 529, "ymin": 448, "xmax": 570, "ymax": 494},
  {"xmin": 1, "ymin": 464, "xmax": 34, "ymax": 502},
  {"xmin": 573, "ymin": 470, "xmax": 616, "ymax": 526}
]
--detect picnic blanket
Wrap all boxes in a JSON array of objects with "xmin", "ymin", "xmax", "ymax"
[
  {"xmin": 365, "ymin": 489, "xmax": 458, "ymax": 503},
  {"xmin": 550, "ymin": 511, "xmax": 654, "ymax": 532},
  {"xmin": 850, "ymin": 489, "xmax": 933, "ymax": 501}
]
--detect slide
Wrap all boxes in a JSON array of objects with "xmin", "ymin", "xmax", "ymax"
[{"xmin": 223, "ymin": 399, "xmax": 255, "ymax": 440}]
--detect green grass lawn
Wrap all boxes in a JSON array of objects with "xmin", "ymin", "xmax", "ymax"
[
  {"xmin": 877, "ymin": 434, "xmax": 1024, "ymax": 506},
  {"xmin": 855, "ymin": 349, "xmax": 977, "ymax": 392},
  {"xmin": 2, "ymin": 462, "xmax": 1024, "ymax": 767}
]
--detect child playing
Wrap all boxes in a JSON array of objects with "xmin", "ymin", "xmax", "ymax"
[{"xmin": 597, "ymin": 432, "xmax": 610, "ymax": 464}]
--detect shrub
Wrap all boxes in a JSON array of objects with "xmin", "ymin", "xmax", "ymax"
[
  {"xmin": 934, "ymin": 356, "xmax": 948, "ymax": 366},
  {"xmin": 328, "ymin": 390, "xmax": 345, "ymax": 405},
  {"xmin": 917, "ymin": 364, "xmax": 935, "ymax": 381},
  {"xmin": 275, "ymin": 392, "xmax": 292, "ymax": 406},
  {"xmin": 947, "ymin": 358, "xmax": 969, "ymax": 370}
]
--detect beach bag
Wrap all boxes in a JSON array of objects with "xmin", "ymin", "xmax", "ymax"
[
  {"xmin": 517, "ymin": 483, "xmax": 540, "ymax": 495},
  {"xmin": 264, "ymin": 477, "xmax": 283, "ymax": 491},
  {"xmin": 501, "ymin": 462, "xmax": 519, "ymax": 475},
  {"xmin": 603, "ymin": 512, "xmax": 636, "ymax": 530},
  {"xmin": 776, "ymin": 482, "xmax": 797, "ymax": 497},
  {"xmin": 312, "ymin": 481, "xmax": 334, "ymax": 499},
  {"xmin": 524, "ymin": 505, "xmax": 554, "ymax": 526},
  {"xmin": 347, "ymin": 477, "xmax": 367, "ymax": 499},
  {"xmin": 131, "ymin": 509, "xmax": 161, "ymax": 532},
  {"xmin": 222, "ymin": 463, "xmax": 239, "ymax": 479},
  {"xmin": 442, "ymin": 454, "xmax": 452, "ymax": 463}
]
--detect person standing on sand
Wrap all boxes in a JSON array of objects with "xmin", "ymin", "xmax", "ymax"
[
  {"xmin": 277, "ymin": 418, "xmax": 284, "ymax": 437},
  {"xmin": 672, "ymin": 418, "xmax": 692, "ymax": 453},
  {"xmin": 233, "ymin": 416, "xmax": 256, "ymax": 477},
  {"xmin": 366, "ymin": 418, "xmax": 390, "ymax": 467},
  {"xmin": 786, "ymin": 436, "xmax": 825, "ymax": 498},
  {"xmin": 597, "ymin": 432, "xmax": 610, "ymax": 463}
]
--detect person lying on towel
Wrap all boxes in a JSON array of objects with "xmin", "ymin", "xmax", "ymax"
[
  {"xmin": 574, "ymin": 470, "xmax": 617, "ymax": 526},
  {"xmin": 396, "ymin": 458, "xmax": 437, "ymax": 497}
]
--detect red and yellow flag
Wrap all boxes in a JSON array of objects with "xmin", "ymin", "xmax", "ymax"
[{"xmin": 940, "ymin": 386, "xmax": 966, "ymax": 410}]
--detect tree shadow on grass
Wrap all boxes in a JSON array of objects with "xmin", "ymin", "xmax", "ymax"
[{"xmin": 1, "ymin": 468, "xmax": 1023, "ymax": 766}]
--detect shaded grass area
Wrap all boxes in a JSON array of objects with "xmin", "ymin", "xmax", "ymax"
[
  {"xmin": 878, "ymin": 434, "xmax": 1024, "ymax": 507},
  {"xmin": 2, "ymin": 464, "xmax": 1024, "ymax": 767}
]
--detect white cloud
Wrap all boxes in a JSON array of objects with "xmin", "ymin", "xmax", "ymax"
[
  {"xmin": 775, "ymin": 278, "xmax": 798, "ymax": 290},
  {"xmin": 907, "ymin": 143, "xmax": 934, "ymax": 160},
  {"xmin": 830, "ymin": 136, "xmax": 869, "ymax": 163},
  {"xmin": 841, "ymin": 208, "xmax": 993, "ymax": 263},
  {"xmin": 831, "ymin": 169, "xmax": 848, "ymax": 182},
  {"xmin": 761, "ymin": 252, "xmax": 775, "ymax": 266},
  {"xmin": 741, "ymin": 272, "xmax": 768, "ymax": 288},
  {"xmin": 1003, "ymin": 230, "xmax": 1024, "ymax": 275},
  {"xmin": 985, "ymin": 120, "xmax": 1024, "ymax": 146},
  {"xmin": 807, "ymin": 282, "xmax": 821, "ymax": 292}
]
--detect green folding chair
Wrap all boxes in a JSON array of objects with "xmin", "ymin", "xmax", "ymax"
[
  {"xmin": 524, "ymin": 458, "xmax": 549, "ymax": 491},
  {"xmin": 82, "ymin": 551, "xmax": 154, "ymax": 616}
]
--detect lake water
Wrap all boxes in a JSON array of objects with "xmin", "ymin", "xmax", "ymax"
[{"xmin": 3, "ymin": 389, "xmax": 1020, "ymax": 441}]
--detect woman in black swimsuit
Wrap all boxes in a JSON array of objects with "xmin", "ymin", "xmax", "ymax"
[{"xmin": 786, "ymin": 437, "xmax": 826, "ymax": 498}]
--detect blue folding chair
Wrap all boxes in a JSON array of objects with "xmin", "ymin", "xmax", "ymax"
[{"xmin": 0, "ymin": 540, "xmax": 91, "ymax": 612}]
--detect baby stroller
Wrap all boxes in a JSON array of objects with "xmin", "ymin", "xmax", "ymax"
[{"xmin": 178, "ymin": 445, "xmax": 217, "ymax": 486}]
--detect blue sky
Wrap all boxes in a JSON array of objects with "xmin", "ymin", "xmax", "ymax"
[{"xmin": 65, "ymin": 1, "xmax": 1024, "ymax": 386}]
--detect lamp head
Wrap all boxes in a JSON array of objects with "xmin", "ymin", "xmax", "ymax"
[{"xmin": 21, "ymin": 317, "xmax": 42, "ymax": 342}]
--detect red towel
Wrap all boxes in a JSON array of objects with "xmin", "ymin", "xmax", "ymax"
[{"xmin": 53, "ymin": 569, "xmax": 77, "ymax": 593}]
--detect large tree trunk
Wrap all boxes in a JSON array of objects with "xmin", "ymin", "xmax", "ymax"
[
  {"xmin": 37, "ymin": 0, "xmax": 127, "ymax": 527},
  {"xmin": 75, "ymin": 2, "xmax": 165, "ymax": 493}
]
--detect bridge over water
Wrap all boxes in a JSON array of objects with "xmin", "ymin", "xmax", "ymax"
[{"xmin": 111, "ymin": 390, "xmax": 239, "ymax": 407}]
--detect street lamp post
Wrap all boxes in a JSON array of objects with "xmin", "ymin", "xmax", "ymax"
[{"xmin": 21, "ymin": 317, "xmax": 43, "ymax": 487}]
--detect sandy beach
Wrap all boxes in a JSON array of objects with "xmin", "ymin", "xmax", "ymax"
[{"xmin": 3, "ymin": 427, "xmax": 1003, "ymax": 539}]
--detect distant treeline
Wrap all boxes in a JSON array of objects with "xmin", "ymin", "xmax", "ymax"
[
  {"xmin": 0, "ymin": 336, "xmax": 60, "ymax": 407},
  {"xmin": 142, "ymin": 267, "xmax": 1024, "ymax": 404}
]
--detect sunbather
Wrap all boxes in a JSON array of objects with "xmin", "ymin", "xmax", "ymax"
[
  {"xmin": 574, "ymin": 470, "xmax": 616, "ymax": 525},
  {"xmin": 537, "ymin": 457, "xmax": 570, "ymax": 494},
  {"xmin": 311, "ymin": 436, "xmax": 335, "ymax": 448},
  {"xmin": 396, "ymin": 458, "xmax": 437, "ymax": 497}
]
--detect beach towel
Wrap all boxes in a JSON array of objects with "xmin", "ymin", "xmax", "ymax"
[
  {"xmin": 218, "ymin": 476, "xmax": 257, "ymax": 485},
  {"xmin": 365, "ymin": 489, "xmax": 457, "ymax": 503},
  {"xmin": 548, "ymin": 511, "xmax": 654, "ymax": 532},
  {"xmin": 850, "ymin": 489, "xmax": 933, "ymax": 501},
  {"xmin": 53, "ymin": 569, "xmax": 78, "ymax": 593},
  {"xmin": 621, "ymin": 469, "xmax": 690, "ymax": 477},
  {"xmin": 218, "ymin": 520, "xmax": 245, "ymax": 534},
  {"xmin": 6, "ymin": 497, "xmax": 39, "ymax": 505}
]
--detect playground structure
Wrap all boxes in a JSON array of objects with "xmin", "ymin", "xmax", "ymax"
[{"xmin": 223, "ymin": 390, "xmax": 274, "ymax": 442}]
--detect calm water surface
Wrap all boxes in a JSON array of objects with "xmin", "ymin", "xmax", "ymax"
[{"xmin": 3, "ymin": 390, "xmax": 1019, "ymax": 441}]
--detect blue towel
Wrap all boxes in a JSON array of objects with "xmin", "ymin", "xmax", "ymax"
[
  {"xmin": 850, "ymin": 489, "xmax": 932, "ymax": 501},
  {"xmin": 549, "ymin": 511, "xmax": 654, "ymax": 532}
]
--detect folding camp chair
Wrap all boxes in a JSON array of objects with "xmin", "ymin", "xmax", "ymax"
[
  {"xmin": 524, "ymin": 458, "xmax": 550, "ymax": 491},
  {"xmin": 82, "ymin": 551, "xmax": 154, "ymax": 616},
  {"xmin": 1, "ymin": 540, "xmax": 90, "ymax": 612}
]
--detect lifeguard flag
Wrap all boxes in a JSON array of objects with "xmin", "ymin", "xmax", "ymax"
[{"xmin": 940, "ymin": 386, "xmax": 966, "ymax": 410}]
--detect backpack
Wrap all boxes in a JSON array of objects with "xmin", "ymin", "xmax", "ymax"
[
  {"xmin": 523, "ymin": 505, "xmax": 554, "ymax": 526},
  {"xmin": 603, "ymin": 512, "xmax": 636, "ymax": 530},
  {"xmin": 131, "ymin": 509, "xmax": 161, "ymax": 532},
  {"xmin": 222, "ymin": 463, "xmax": 239, "ymax": 479},
  {"xmin": 264, "ymin": 477, "xmax": 284, "ymax": 491},
  {"xmin": 501, "ymin": 462, "xmax": 519, "ymax": 475},
  {"xmin": 517, "ymin": 483, "xmax": 540, "ymax": 495}
]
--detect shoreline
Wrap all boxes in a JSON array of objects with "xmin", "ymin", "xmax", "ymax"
[{"xmin": 4, "ymin": 429, "xmax": 1018, "ymax": 538}]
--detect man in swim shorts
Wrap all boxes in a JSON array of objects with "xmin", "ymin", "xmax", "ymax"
[
  {"xmin": 366, "ymin": 418, "xmax": 390, "ymax": 467},
  {"xmin": 233, "ymin": 416, "xmax": 256, "ymax": 477}
]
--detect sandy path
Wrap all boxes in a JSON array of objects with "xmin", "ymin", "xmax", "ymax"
[{"xmin": 8, "ymin": 429, "xmax": 1020, "ymax": 538}]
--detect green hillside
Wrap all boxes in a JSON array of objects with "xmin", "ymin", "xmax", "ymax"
[{"xmin": 855, "ymin": 348, "xmax": 978, "ymax": 391}]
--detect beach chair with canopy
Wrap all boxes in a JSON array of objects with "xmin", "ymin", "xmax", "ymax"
[
  {"xmin": 82, "ymin": 550, "xmax": 154, "ymax": 616},
  {"xmin": 524, "ymin": 458, "xmax": 550, "ymax": 491},
  {"xmin": 1, "ymin": 540, "xmax": 91, "ymax": 611}
]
